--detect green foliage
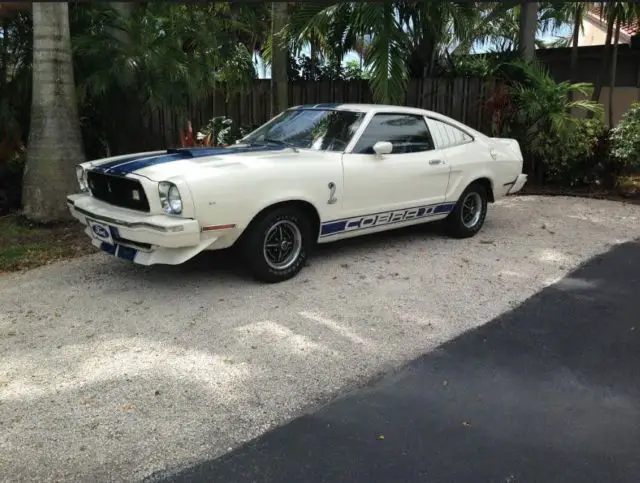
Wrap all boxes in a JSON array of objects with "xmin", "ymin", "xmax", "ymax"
[
  {"xmin": 0, "ymin": 11, "xmax": 32, "ymax": 155},
  {"xmin": 197, "ymin": 116, "xmax": 235, "ymax": 146},
  {"xmin": 609, "ymin": 102, "xmax": 640, "ymax": 173},
  {"xmin": 289, "ymin": 56, "xmax": 368, "ymax": 81},
  {"xmin": 534, "ymin": 116, "xmax": 609, "ymax": 186},
  {"xmin": 493, "ymin": 60, "xmax": 608, "ymax": 185},
  {"xmin": 286, "ymin": 1, "xmax": 481, "ymax": 104},
  {"xmin": 197, "ymin": 117, "xmax": 256, "ymax": 146},
  {"xmin": 342, "ymin": 60, "xmax": 369, "ymax": 80},
  {"xmin": 66, "ymin": 2, "xmax": 264, "ymax": 156},
  {"xmin": 440, "ymin": 54, "xmax": 495, "ymax": 77},
  {"xmin": 497, "ymin": 61, "xmax": 602, "ymax": 144}
]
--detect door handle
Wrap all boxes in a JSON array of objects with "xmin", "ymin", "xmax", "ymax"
[{"xmin": 429, "ymin": 159, "xmax": 444, "ymax": 165}]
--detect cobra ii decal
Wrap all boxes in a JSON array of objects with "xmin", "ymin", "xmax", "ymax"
[{"xmin": 320, "ymin": 202, "xmax": 456, "ymax": 237}]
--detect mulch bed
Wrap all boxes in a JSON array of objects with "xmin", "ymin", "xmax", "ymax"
[
  {"xmin": 0, "ymin": 214, "xmax": 97, "ymax": 273},
  {"xmin": 519, "ymin": 185, "xmax": 640, "ymax": 206}
]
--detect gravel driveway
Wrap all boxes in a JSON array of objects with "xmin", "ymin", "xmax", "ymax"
[{"xmin": 0, "ymin": 195, "xmax": 638, "ymax": 482}]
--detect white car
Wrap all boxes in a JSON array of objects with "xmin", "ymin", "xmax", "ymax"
[{"xmin": 68, "ymin": 103, "xmax": 527, "ymax": 283}]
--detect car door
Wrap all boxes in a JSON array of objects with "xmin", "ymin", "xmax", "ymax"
[
  {"xmin": 340, "ymin": 112, "xmax": 451, "ymax": 218},
  {"xmin": 425, "ymin": 116, "xmax": 482, "ymax": 201}
]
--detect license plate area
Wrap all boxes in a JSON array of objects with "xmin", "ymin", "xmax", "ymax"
[{"xmin": 87, "ymin": 218, "xmax": 115, "ymax": 245}]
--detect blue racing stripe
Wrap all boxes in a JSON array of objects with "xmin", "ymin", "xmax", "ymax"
[
  {"xmin": 107, "ymin": 152, "xmax": 190, "ymax": 176},
  {"xmin": 92, "ymin": 145, "xmax": 286, "ymax": 176},
  {"xmin": 92, "ymin": 152, "xmax": 167, "ymax": 173}
]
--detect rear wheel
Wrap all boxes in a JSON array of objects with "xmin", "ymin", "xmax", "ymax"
[
  {"xmin": 444, "ymin": 182, "xmax": 488, "ymax": 238},
  {"xmin": 240, "ymin": 206, "xmax": 312, "ymax": 283}
]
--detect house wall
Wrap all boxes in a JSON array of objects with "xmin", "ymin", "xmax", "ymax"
[
  {"xmin": 536, "ymin": 45, "xmax": 640, "ymax": 126},
  {"xmin": 571, "ymin": 86, "xmax": 640, "ymax": 127},
  {"xmin": 577, "ymin": 13, "xmax": 631, "ymax": 47},
  {"xmin": 578, "ymin": 16, "xmax": 611, "ymax": 46}
]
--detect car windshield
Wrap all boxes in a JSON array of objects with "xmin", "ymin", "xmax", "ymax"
[{"xmin": 241, "ymin": 108, "xmax": 365, "ymax": 152}]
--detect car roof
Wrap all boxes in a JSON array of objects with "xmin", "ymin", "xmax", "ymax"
[{"xmin": 289, "ymin": 103, "xmax": 439, "ymax": 117}]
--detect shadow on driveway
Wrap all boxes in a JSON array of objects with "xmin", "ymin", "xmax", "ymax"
[{"xmin": 147, "ymin": 240, "xmax": 640, "ymax": 483}]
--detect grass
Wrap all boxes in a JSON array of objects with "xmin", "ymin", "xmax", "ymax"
[{"xmin": 0, "ymin": 214, "xmax": 97, "ymax": 273}]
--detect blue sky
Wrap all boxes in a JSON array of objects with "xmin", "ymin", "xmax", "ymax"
[{"xmin": 255, "ymin": 21, "xmax": 574, "ymax": 79}]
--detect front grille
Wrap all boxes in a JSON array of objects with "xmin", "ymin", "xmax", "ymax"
[{"xmin": 87, "ymin": 171, "xmax": 150, "ymax": 212}]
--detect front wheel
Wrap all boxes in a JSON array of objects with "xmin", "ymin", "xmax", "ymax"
[
  {"xmin": 240, "ymin": 206, "xmax": 312, "ymax": 283},
  {"xmin": 444, "ymin": 182, "xmax": 488, "ymax": 238}
]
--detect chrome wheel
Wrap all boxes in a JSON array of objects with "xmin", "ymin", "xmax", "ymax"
[
  {"xmin": 263, "ymin": 220, "xmax": 302, "ymax": 270},
  {"xmin": 461, "ymin": 192, "xmax": 482, "ymax": 228}
]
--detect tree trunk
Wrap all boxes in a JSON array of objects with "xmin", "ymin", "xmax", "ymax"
[
  {"xmin": 108, "ymin": 2, "xmax": 133, "ymax": 45},
  {"xmin": 270, "ymin": 2, "xmax": 288, "ymax": 117},
  {"xmin": 22, "ymin": 2, "xmax": 85, "ymax": 223},
  {"xmin": 310, "ymin": 35, "xmax": 317, "ymax": 80},
  {"xmin": 1, "ymin": 17, "xmax": 8, "ymax": 84},
  {"xmin": 518, "ymin": 1, "xmax": 538, "ymax": 62},
  {"xmin": 590, "ymin": 9, "xmax": 615, "ymax": 105},
  {"xmin": 568, "ymin": 4, "xmax": 583, "ymax": 101},
  {"xmin": 608, "ymin": 16, "xmax": 621, "ymax": 127}
]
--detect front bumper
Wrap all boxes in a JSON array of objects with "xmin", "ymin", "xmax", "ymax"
[
  {"xmin": 67, "ymin": 193, "xmax": 218, "ymax": 265},
  {"xmin": 506, "ymin": 174, "xmax": 528, "ymax": 195}
]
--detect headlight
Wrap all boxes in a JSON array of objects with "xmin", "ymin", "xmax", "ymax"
[
  {"xmin": 76, "ymin": 165, "xmax": 88, "ymax": 192},
  {"xmin": 158, "ymin": 181, "xmax": 182, "ymax": 214}
]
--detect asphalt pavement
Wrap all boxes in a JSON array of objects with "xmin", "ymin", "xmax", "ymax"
[{"xmin": 149, "ymin": 240, "xmax": 640, "ymax": 483}]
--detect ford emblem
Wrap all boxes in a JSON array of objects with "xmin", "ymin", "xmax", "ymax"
[{"xmin": 92, "ymin": 224, "xmax": 109, "ymax": 239}]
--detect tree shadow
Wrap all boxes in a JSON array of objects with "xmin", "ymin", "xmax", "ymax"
[{"xmin": 152, "ymin": 240, "xmax": 640, "ymax": 483}]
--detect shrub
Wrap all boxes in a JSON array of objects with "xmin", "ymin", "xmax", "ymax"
[
  {"xmin": 196, "ymin": 117, "xmax": 260, "ymax": 147},
  {"xmin": 197, "ymin": 116, "xmax": 239, "ymax": 146},
  {"xmin": 609, "ymin": 102, "xmax": 640, "ymax": 174},
  {"xmin": 533, "ymin": 116, "xmax": 608, "ymax": 186},
  {"xmin": 488, "ymin": 60, "xmax": 606, "ymax": 186}
]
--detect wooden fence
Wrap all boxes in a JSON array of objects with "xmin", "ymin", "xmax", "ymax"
[{"xmin": 136, "ymin": 77, "xmax": 502, "ymax": 152}]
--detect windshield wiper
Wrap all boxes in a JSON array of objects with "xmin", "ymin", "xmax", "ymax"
[{"xmin": 262, "ymin": 138, "xmax": 299, "ymax": 153}]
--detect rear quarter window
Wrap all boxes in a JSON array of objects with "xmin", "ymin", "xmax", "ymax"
[{"xmin": 426, "ymin": 118, "xmax": 473, "ymax": 150}]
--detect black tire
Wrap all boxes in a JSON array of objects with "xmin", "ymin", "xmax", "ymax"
[
  {"xmin": 240, "ymin": 206, "xmax": 312, "ymax": 283},
  {"xmin": 444, "ymin": 182, "xmax": 488, "ymax": 239}
]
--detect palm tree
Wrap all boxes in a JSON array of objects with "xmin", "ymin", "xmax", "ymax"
[
  {"xmin": 72, "ymin": 2, "xmax": 260, "ymax": 153},
  {"xmin": 519, "ymin": 1, "xmax": 538, "ymax": 61},
  {"xmin": 270, "ymin": 2, "xmax": 288, "ymax": 117},
  {"xmin": 22, "ymin": 2, "xmax": 85, "ymax": 222},
  {"xmin": 107, "ymin": 2, "xmax": 133, "ymax": 45},
  {"xmin": 590, "ymin": 2, "xmax": 615, "ymax": 107},
  {"xmin": 288, "ymin": 1, "xmax": 483, "ymax": 105},
  {"xmin": 569, "ymin": 3, "xmax": 585, "ymax": 81},
  {"xmin": 607, "ymin": 2, "xmax": 640, "ymax": 126}
]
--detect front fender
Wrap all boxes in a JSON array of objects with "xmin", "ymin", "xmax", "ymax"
[{"xmin": 238, "ymin": 192, "xmax": 324, "ymax": 233}]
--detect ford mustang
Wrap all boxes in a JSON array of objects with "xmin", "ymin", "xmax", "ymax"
[{"xmin": 68, "ymin": 103, "xmax": 527, "ymax": 283}]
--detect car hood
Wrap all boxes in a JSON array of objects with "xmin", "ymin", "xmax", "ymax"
[{"xmin": 87, "ymin": 145, "xmax": 298, "ymax": 181}]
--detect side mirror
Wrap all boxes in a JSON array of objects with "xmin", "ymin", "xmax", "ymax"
[{"xmin": 372, "ymin": 141, "xmax": 393, "ymax": 156}]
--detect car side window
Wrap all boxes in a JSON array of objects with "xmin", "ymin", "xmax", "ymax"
[
  {"xmin": 426, "ymin": 118, "xmax": 473, "ymax": 150},
  {"xmin": 352, "ymin": 113, "xmax": 435, "ymax": 154}
]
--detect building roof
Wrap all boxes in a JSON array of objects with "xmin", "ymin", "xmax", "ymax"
[{"xmin": 587, "ymin": 3, "xmax": 640, "ymax": 38}]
